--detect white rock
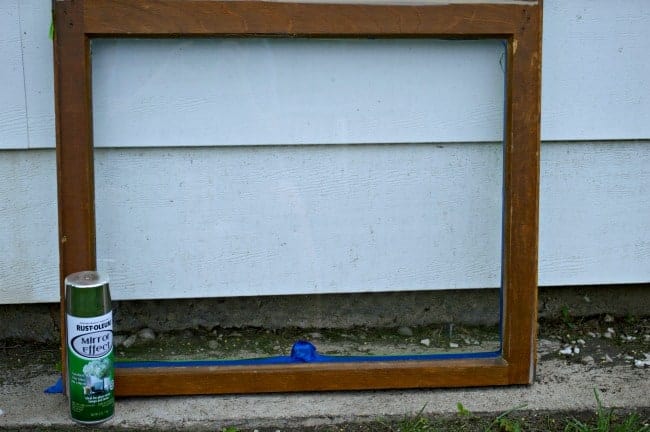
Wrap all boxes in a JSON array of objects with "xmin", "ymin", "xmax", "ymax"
[
  {"xmin": 449, "ymin": 342, "xmax": 459, "ymax": 348},
  {"xmin": 603, "ymin": 332, "xmax": 613, "ymax": 339},
  {"xmin": 559, "ymin": 346, "xmax": 573, "ymax": 356},
  {"xmin": 208, "ymin": 340, "xmax": 219, "ymax": 350},
  {"xmin": 587, "ymin": 332, "xmax": 598, "ymax": 338},
  {"xmin": 607, "ymin": 327, "xmax": 616, "ymax": 334},
  {"xmin": 137, "ymin": 328, "xmax": 156, "ymax": 341},
  {"xmin": 644, "ymin": 334, "xmax": 650, "ymax": 342},
  {"xmin": 577, "ymin": 339, "xmax": 586, "ymax": 345},
  {"xmin": 602, "ymin": 354, "xmax": 613, "ymax": 363},
  {"xmin": 604, "ymin": 314, "xmax": 615, "ymax": 323},
  {"xmin": 624, "ymin": 355, "xmax": 634, "ymax": 361},
  {"xmin": 0, "ymin": 408, "xmax": 4, "ymax": 416},
  {"xmin": 122, "ymin": 335, "xmax": 137, "ymax": 348},
  {"xmin": 420, "ymin": 338, "xmax": 431, "ymax": 347},
  {"xmin": 573, "ymin": 347, "xmax": 580, "ymax": 354},
  {"xmin": 581, "ymin": 355, "xmax": 594, "ymax": 365},
  {"xmin": 634, "ymin": 359, "xmax": 650, "ymax": 368},
  {"xmin": 398, "ymin": 326, "xmax": 414, "ymax": 337}
]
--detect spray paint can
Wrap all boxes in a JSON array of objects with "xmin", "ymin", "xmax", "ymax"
[{"xmin": 65, "ymin": 271, "xmax": 114, "ymax": 424}]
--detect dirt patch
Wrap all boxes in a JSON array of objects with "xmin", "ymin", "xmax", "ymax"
[{"xmin": 539, "ymin": 315, "xmax": 650, "ymax": 367}]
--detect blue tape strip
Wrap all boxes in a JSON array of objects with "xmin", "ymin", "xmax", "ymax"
[{"xmin": 115, "ymin": 340, "xmax": 501, "ymax": 369}]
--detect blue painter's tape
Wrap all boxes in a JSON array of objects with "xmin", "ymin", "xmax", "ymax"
[
  {"xmin": 44, "ymin": 376, "xmax": 64, "ymax": 394},
  {"xmin": 114, "ymin": 341, "xmax": 500, "ymax": 369}
]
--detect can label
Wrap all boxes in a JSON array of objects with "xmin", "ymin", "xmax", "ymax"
[{"xmin": 66, "ymin": 311, "xmax": 114, "ymax": 423}]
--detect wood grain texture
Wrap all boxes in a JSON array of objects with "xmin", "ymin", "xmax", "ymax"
[
  {"xmin": 91, "ymin": 38, "xmax": 506, "ymax": 147},
  {"xmin": 0, "ymin": 0, "xmax": 28, "ymax": 149},
  {"xmin": 115, "ymin": 358, "xmax": 509, "ymax": 396},
  {"xmin": 54, "ymin": 0, "xmax": 540, "ymax": 393},
  {"xmin": 18, "ymin": 0, "xmax": 56, "ymax": 149},
  {"xmin": 83, "ymin": 0, "xmax": 520, "ymax": 37},
  {"xmin": 500, "ymin": 5, "xmax": 541, "ymax": 383},
  {"xmin": 53, "ymin": 0, "xmax": 95, "ymax": 394},
  {"xmin": 94, "ymin": 144, "xmax": 504, "ymax": 298}
]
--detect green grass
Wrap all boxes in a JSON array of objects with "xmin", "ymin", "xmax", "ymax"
[
  {"xmin": 564, "ymin": 390, "xmax": 649, "ymax": 432},
  {"xmin": 215, "ymin": 391, "xmax": 648, "ymax": 432}
]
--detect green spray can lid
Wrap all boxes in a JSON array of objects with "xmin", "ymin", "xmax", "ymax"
[{"xmin": 65, "ymin": 271, "xmax": 111, "ymax": 318}]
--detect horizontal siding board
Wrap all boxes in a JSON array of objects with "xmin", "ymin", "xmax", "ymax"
[
  {"xmin": 1, "ymin": 141, "xmax": 649, "ymax": 304},
  {"xmin": 90, "ymin": 38, "xmax": 506, "ymax": 147},
  {"xmin": 0, "ymin": 0, "xmax": 28, "ymax": 149},
  {"xmin": 19, "ymin": 0, "xmax": 56, "ymax": 149}
]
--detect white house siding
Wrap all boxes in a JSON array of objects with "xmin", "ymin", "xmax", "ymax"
[{"xmin": 0, "ymin": 0, "xmax": 649, "ymax": 303}]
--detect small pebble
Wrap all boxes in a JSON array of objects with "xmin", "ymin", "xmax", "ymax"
[
  {"xmin": 449, "ymin": 342, "xmax": 459, "ymax": 348},
  {"xmin": 112, "ymin": 335, "xmax": 125, "ymax": 347},
  {"xmin": 398, "ymin": 326, "xmax": 414, "ymax": 337},
  {"xmin": 603, "ymin": 332, "xmax": 613, "ymax": 339},
  {"xmin": 604, "ymin": 314, "xmax": 615, "ymax": 323},
  {"xmin": 0, "ymin": 408, "xmax": 4, "ymax": 416},
  {"xmin": 122, "ymin": 335, "xmax": 137, "ymax": 348},
  {"xmin": 137, "ymin": 328, "xmax": 156, "ymax": 341},
  {"xmin": 602, "ymin": 354, "xmax": 613, "ymax": 363},
  {"xmin": 230, "ymin": 332, "xmax": 243, "ymax": 337},
  {"xmin": 420, "ymin": 338, "xmax": 431, "ymax": 347},
  {"xmin": 624, "ymin": 355, "xmax": 634, "ymax": 361},
  {"xmin": 577, "ymin": 339, "xmax": 586, "ymax": 345},
  {"xmin": 559, "ymin": 346, "xmax": 573, "ymax": 356},
  {"xmin": 208, "ymin": 340, "xmax": 219, "ymax": 350},
  {"xmin": 581, "ymin": 355, "xmax": 594, "ymax": 365},
  {"xmin": 634, "ymin": 354, "xmax": 650, "ymax": 368},
  {"xmin": 587, "ymin": 332, "xmax": 597, "ymax": 338},
  {"xmin": 309, "ymin": 332, "xmax": 322, "ymax": 339},
  {"xmin": 644, "ymin": 335, "xmax": 650, "ymax": 342},
  {"xmin": 583, "ymin": 295, "xmax": 591, "ymax": 303},
  {"xmin": 621, "ymin": 335, "xmax": 636, "ymax": 341},
  {"xmin": 574, "ymin": 347, "xmax": 580, "ymax": 354},
  {"xmin": 607, "ymin": 327, "xmax": 616, "ymax": 334},
  {"xmin": 634, "ymin": 359, "xmax": 650, "ymax": 368}
]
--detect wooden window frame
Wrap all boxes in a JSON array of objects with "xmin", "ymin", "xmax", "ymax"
[{"xmin": 53, "ymin": 0, "xmax": 542, "ymax": 396}]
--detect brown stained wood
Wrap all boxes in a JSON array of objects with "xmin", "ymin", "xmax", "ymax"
[
  {"xmin": 501, "ymin": 4, "xmax": 542, "ymax": 384},
  {"xmin": 55, "ymin": 0, "xmax": 542, "ymax": 395},
  {"xmin": 115, "ymin": 358, "xmax": 509, "ymax": 396},
  {"xmin": 53, "ymin": 0, "xmax": 96, "ymax": 394},
  {"xmin": 84, "ymin": 0, "xmax": 520, "ymax": 37}
]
